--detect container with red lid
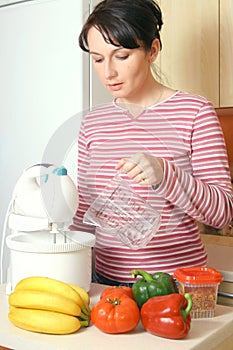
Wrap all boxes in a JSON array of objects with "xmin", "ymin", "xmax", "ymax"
[{"xmin": 174, "ymin": 267, "xmax": 223, "ymax": 318}]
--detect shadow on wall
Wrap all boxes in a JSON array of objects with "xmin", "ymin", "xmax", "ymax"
[
  {"xmin": 200, "ymin": 107, "xmax": 233, "ymax": 237},
  {"xmin": 217, "ymin": 108, "xmax": 233, "ymax": 166}
]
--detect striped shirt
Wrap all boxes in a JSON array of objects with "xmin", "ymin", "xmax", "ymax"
[{"xmin": 71, "ymin": 91, "xmax": 233, "ymax": 283}]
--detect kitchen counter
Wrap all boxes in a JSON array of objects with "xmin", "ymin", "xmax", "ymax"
[{"xmin": 1, "ymin": 283, "xmax": 233, "ymax": 350}]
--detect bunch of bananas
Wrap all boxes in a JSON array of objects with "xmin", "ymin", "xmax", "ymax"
[{"xmin": 8, "ymin": 276, "xmax": 91, "ymax": 335}]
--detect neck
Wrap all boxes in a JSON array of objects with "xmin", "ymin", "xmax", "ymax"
[{"xmin": 117, "ymin": 79, "xmax": 164, "ymax": 108}]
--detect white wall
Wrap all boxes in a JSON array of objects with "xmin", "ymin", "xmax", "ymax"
[
  {"xmin": 89, "ymin": 0, "xmax": 112, "ymax": 107},
  {"xmin": 0, "ymin": 0, "xmax": 90, "ymax": 281}
]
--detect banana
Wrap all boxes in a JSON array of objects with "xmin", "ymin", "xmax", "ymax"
[
  {"xmin": 14, "ymin": 276, "xmax": 89, "ymax": 315},
  {"xmin": 68, "ymin": 288, "xmax": 90, "ymax": 316},
  {"xmin": 68, "ymin": 283, "xmax": 90, "ymax": 305},
  {"xmin": 68, "ymin": 283, "xmax": 91, "ymax": 314},
  {"xmin": 8, "ymin": 306, "xmax": 82, "ymax": 334},
  {"xmin": 9, "ymin": 290, "xmax": 82, "ymax": 317}
]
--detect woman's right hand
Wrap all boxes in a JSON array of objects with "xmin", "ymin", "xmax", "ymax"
[{"xmin": 115, "ymin": 152, "xmax": 164, "ymax": 186}]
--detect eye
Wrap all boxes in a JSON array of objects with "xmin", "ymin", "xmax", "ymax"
[
  {"xmin": 93, "ymin": 57, "xmax": 103, "ymax": 63},
  {"xmin": 116, "ymin": 54, "xmax": 129, "ymax": 61},
  {"xmin": 90, "ymin": 55, "xmax": 104, "ymax": 63}
]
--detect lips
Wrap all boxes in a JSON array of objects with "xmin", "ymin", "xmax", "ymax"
[{"xmin": 108, "ymin": 83, "xmax": 123, "ymax": 91}]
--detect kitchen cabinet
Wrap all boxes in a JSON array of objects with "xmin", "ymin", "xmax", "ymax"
[
  {"xmin": 159, "ymin": 0, "xmax": 233, "ymax": 107},
  {"xmin": 220, "ymin": 0, "xmax": 233, "ymax": 106}
]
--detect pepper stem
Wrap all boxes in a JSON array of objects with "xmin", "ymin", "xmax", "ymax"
[
  {"xmin": 181, "ymin": 293, "xmax": 193, "ymax": 321},
  {"xmin": 130, "ymin": 269, "xmax": 153, "ymax": 281}
]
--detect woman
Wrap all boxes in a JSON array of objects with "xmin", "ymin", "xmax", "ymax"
[{"xmin": 71, "ymin": 0, "xmax": 233, "ymax": 286}]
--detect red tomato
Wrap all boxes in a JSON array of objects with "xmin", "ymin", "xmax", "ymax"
[
  {"xmin": 91, "ymin": 292, "xmax": 140, "ymax": 334},
  {"xmin": 100, "ymin": 285, "xmax": 133, "ymax": 299}
]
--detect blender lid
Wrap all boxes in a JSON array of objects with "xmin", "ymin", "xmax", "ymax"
[{"xmin": 6, "ymin": 231, "xmax": 96, "ymax": 253}]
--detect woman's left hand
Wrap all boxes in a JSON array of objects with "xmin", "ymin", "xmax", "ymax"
[{"xmin": 115, "ymin": 152, "xmax": 164, "ymax": 186}]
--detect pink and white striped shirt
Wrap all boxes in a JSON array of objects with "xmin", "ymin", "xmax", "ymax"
[{"xmin": 72, "ymin": 91, "xmax": 233, "ymax": 283}]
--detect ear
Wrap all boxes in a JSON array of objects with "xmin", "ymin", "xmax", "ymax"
[{"xmin": 149, "ymin": 38, "xmax": 160, "ymax": 63}]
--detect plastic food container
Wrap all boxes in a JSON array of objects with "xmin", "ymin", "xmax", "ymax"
[{"xmin": 174, "ymin": 266, "xmax": 223, "ymax": 318}]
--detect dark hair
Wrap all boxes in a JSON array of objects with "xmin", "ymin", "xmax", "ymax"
[{"xmin": 79, "ymin": 0, "xmax": 163, "ymax": 52}]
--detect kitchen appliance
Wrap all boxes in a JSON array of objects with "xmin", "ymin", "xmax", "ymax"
[
  {"xmin": 1, "ymin": 164, "xmax": 95, "ymax": 293},
  {"xmin": 83, "ymin": 173, "xmax": 161, "ymax": 250}
]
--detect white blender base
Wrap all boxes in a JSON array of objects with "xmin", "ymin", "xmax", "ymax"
[{"xmin": 6, "ymin": 230, "xmax": 96, "ymax": 294}]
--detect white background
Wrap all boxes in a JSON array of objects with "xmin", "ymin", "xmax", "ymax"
[{"xmin": 0, "ymin": 0, "xmax": 111, "ymax": 281}]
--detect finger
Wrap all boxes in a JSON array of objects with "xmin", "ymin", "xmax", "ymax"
[
  {"xmin": 140, "ymin": 178, "xmax": 149, "ymax": 185},
  {"xmin": 126, "ymin": 153, "xmax": 149, "ymax": 175},
  {"xmin": 133, "ymin": 171, "xmax": 149, "ymax": 185},
  {"xmin": 120, "ymin": 159, "xmax": 139, "ymax": 173},
  {"xmin": 115, "ymin": 157, "xmax": 140, "ymax": 172},
  {"xmin": 126, "ymin": 165, "xmax": 143, "ymax": 179},
  {"xmin": 115, "ymin": 158, "xmax": 127, "ymax": 170}
]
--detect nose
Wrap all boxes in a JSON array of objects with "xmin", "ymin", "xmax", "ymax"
[{"xmin": 104, "ymin": 60, "xmax": 117, "ymax": 79}]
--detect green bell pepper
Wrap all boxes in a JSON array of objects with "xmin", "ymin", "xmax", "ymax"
[{"xmin": 131, "ymin": 269, "xmax": 178, "ymax": 308}]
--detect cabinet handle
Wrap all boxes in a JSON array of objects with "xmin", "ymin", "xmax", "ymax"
[{"xmin": 218, "ymin": 291, "xmax": 233, "ymax": 299}]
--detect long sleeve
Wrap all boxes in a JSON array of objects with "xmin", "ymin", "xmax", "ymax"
[{"xmin": 156, "ymin": 102, "xmax": 233, "ymax": 228}]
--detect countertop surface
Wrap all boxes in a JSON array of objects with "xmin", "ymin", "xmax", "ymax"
[{"xmin": 1, "ymin": 283, "xmax": 233, "ymax": 350}]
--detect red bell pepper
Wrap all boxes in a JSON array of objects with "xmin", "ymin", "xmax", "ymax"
[{"xmin": 141, "ymin": 293, "xmax": 192, "ymax": 339}]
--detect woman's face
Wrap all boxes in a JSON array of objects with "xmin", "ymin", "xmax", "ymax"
[{"xmin": 87, "ymin": 26, "xmax": 158, "ymax": 104}]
